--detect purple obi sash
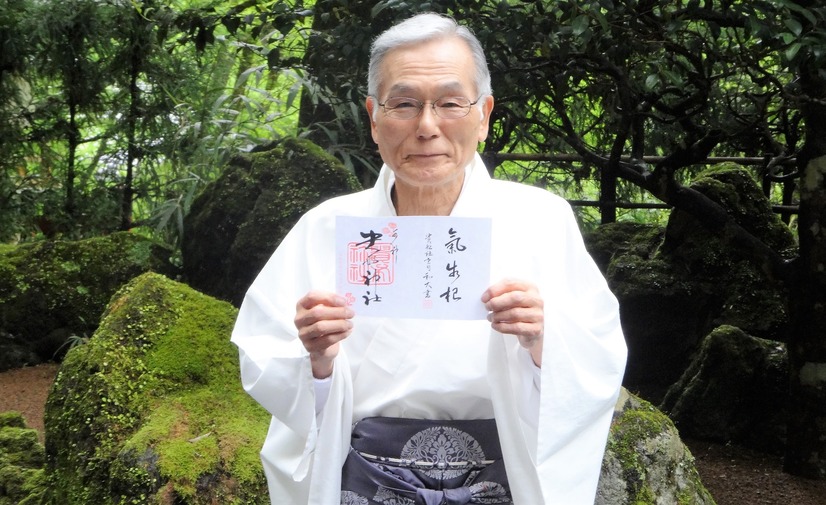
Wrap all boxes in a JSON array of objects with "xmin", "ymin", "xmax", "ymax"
[{"xmin": 340, "ymin": 417, "xmax": 513, "ymax": 505}]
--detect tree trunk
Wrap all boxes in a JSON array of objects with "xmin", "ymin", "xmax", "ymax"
[
  {"xmin": 66, "ymin": 100, "xmax": 78, "ymax": 217},
  {"xmin": 600, "ymin": 163, "xmax": 617, "ymax": 224},
  {"xmin": 121, "ymin": 13, "xmax": 141, "ymax": 231},
  {"xmin": 784, "ymin": 65, "xmax": 826, "ymax": 480}
]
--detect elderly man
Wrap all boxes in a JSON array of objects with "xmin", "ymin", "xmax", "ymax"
[{"xmin": 231, "ymin": 12, "xmax": 627, "ymax": 505}]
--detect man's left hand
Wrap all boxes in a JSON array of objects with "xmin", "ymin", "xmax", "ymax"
[{"xmin": 482, "ymin": 279, "xmax": 544, "ymax": 367}]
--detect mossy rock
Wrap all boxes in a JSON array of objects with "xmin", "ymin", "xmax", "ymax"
[
  {"xmin": 0, "ymin": 232, "xmax": 173, "ymax": 371},
  {"xmin": 662, "ymin": 163, "xmax": 794, "ymax": 285},
  {"xmin": 591, "ymin": 164, "xmax": 794, "ymax": 401},
  {"xmin": 586, "ymin": 223, "xmax": 715, "ymax": 396},
  {"xmin": 44, "ymin": 272, "xmax": 270, "ymax": 505},
  {"xmin": 665, "ymin": 165, "xmax": 795, "ymax": 258},
  {"xmin": 182, "ymin": 137, "xmax": 362, "ymax": 306},
  {"xmin": 596, "ymin": 390, "xmax": 716, "ymax": 505},
  {"xmin": 584, "ymin": 221, "xmax": 665, "ymax": 274},
  {"xmin": 661, "ymin": 163, "xmax": 792, "ymax": 338},
  {"xmin": 0, "ymin": 412, "xmax": 26, "ymax": 430},
  {"xmin": 0, "ymin": 412, "xmax": 48, "ymax": 505},
  {"xmin": 660, "ymin": 325, "xmax": 788, "ymax": 454},
  {"xmin": 602, "ymin": 248, "xmax": 719, "ymax": 398}
]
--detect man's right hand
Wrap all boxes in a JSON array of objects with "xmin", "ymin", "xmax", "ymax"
[{"xmin": 294, "ymin": 291, "xmax": 354, "ymax": 379}]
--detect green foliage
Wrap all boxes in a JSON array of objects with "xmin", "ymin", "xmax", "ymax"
[
  {"xmin": 0, "ymin": 0, "xmax": 38, "ymax": 226},
  {"xmin": 153, "ymin": 0, "xmax": 815, "ymax": 237},
  {"xmin": 3, "ymin": 0, "xmax": 824, "ymax": 243},
  {"xmin": 0, "ymin": 0, "xmax": 309, "ymax": 248},
  {"xmin": 0, "ymin": 412, "xmax": 27, "ymax": 430}
]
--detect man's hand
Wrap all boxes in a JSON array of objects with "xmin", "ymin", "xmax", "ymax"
[
  {"xmin": 294, "ymin": 291, "xmax": 354, "ymax": 379},
  {"xmin": 482, "ymin": 279, "xmax": 544, "ymax": 367}
]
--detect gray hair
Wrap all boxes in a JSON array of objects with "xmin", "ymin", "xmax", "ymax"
[{"xmin": 367, "ymin": 12, "xmax": 492, "ymax": 100}]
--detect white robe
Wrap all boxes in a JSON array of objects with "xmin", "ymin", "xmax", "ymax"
[{"xmin": 231, "ymin": 154, "xmax": 627, "ymax": 504}]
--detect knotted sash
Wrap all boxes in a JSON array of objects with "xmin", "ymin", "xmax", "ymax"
[{"xmin": 340, "ymin": 417, "xmax": 512, "ymax": 505}]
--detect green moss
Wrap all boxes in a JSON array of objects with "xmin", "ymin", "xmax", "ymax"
[
  {"xmin": 608, "ymin": 398, "xmax": 672, "ymax": 473},
  {"xmin": 0, "ymin": 411, "xmax": 26, "ymax": 429},
  {"xmin": 122, "ymin": 386, "xmax": 268, "ymax": 494},
  {"xmin": 606, "ymin": 254, "xmax": 697, "ymax": 298},
  {"xmin": 183, "ymin": 137, "xmax": 361, "ymax": 305},
  {"xmin": 0, "ymin": 419, "xmax": 48, "ymax": 505},
  {"xmin": 605, "ymin": 394, "xmax": 716, "ymax": 504},
  {"xmin": 601, "ymin": 162, "xmax": 793, "ymax": 343},
  {"xmin": 0, "ymin": 232, "xmax": 173, "ymax": 367},
  {"xmin": 584, "ymin": 221, "xmax": 665, "ymax": 273},
  {"xmin": 0, "ymin": 427, "xmax": 44, "ymax": 467},
  {"xmin": 157, "ymin": 436, "xmax": 221, "ymax": 497},
  {"xmin": 126, "ymin": 238, "xmax": 157, "ymax": 266},
  {"xmin": 143, "ymin": 297, "xmax": 238, "ymax": 390},
  {"xmin": 668, "ymin": 163, "xmax": 795, "ymax": 255},
  {"xmin": 45, "ymin": 272, "xmax": 270, "ymax": 504}
]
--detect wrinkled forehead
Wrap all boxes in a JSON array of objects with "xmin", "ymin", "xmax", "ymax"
[
  {"xmin": 376, "ymin": 38, "xmax": 476, "ymax": 98},
  {"xmin": 384, "ymin": 81, "xmax": 467, "ymax": 98}
]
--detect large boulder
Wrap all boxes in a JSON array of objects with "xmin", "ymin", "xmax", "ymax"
[
  {"xmin": 589, "ymin": 223, "xmax": 718, "ymax": 400},
  {"xmin": 597, "ymin": 389, "xmax": 715, "ymax": 505},
  {"xmin": 0, "ymin": 232, "xmax": 173, "ymax": 372},
  {"xmin": 661, "ymin": 165, "xmax": 795, "ymax": 339},
  {"xmin": 660, "ymin": 325, "xmax": 788, "ymax": 455},
  {"xmin": 663, "ymin": 165, "xmax": 796, "ymax": 262},
  {"xmin": 0, "ymin": 412, "xmax": 47, "ymax": 505},
  {"xmin": 182, "ymin": 137, "xmax": 362, "ymax": 306},
  {"xmin": 585, "ymin": 164, "xmax": 794, "ymax": 400},
  {"xmin": 44, "ymin": 272, "xmax": 270, "ymax": 505}
]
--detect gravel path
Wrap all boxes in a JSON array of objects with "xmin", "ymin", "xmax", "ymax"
[
  {"xmin": 2, "ymin": 363, "xmax": 826, "ymax": 504},
  {"xmin": 0, "ymin": 363, "xmax": 59, "ymax": 443}
]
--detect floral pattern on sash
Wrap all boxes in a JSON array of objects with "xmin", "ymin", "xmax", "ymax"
[
  {"xmin": 401, "ymin": 426, "xmax": 488, "ymax": 479},
  {"xmin": 340, "ymin": 419, "xmax": 512, "ymax": 505},
  {"xmin": 341, "ymin": 490, "xmax": 370, "ymax": 505}
]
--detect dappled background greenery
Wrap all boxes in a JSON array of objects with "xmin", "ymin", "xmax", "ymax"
[
  {"xmin": 4, "ymin": 0, "xmax": 826, "ymax": 481},
  {"xmin": 2, "ymin": 0, "xmax": 822, "ymax": 251}
]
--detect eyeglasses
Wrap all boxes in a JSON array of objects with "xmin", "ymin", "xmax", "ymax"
[{"xmin": 377, "ymin": 96, "xmax": 483, "ymax": 120}]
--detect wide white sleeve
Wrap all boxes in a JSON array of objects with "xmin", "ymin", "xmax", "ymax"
[
  {"xmin": 536, "ymin": 204, "xmax": 627, "ymax": 503},
  {"xmin": 230, "ymin": 211, "xmax": 353, "ymax": 497},
  {"xmin": 488, "ymin": 196, "xmax": 627, "ymax": 504},
  {"xmin": 516, "ymin": 347, "xmax": 542, "ymax": 429}
]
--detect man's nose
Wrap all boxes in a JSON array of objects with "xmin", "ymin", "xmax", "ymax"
[{"xmin": 416, "ymin": 104, "xmax": 440, "ymax": 137}]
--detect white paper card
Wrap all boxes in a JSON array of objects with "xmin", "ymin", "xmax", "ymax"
[{"xmin": 336, "ymin": 216, "xmax": 491, "ymax": 320}]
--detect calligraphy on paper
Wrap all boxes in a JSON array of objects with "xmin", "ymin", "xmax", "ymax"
[{"xmin": 336, "ymin": 216, "xmax": 491, "ymax": 320}]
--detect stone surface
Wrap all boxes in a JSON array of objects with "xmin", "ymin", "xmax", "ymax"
[
  {"xmin": 597, "ymin": 389, "xmax": 716, "ymax": 505},
  {"xmin": 660, "ymin": 165, "xmax": 794, "ymax": 340},
  {"xmin": 182, "ymin": 137, "xmax": 361, "ymax": 306},
  {"xmin": 660, "ymin": 325, "xmax": 788, "ymax": 455},
  {"xmin": 0, "ymin": 232, "xmax": 173, "ymax": 372},
  {"xmin": 44, "ymin": 272, "xmax": 270, "ymax": 504},
  {"xmin": 585, "ymin": 163, "xmax": 794, "ymax": 401}
]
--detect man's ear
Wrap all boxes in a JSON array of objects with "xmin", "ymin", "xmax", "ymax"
[
  {"xmin": 478, "ymin": 94, "xmax": 494, "ymax": 141},
  {"xmin": 366, "ymin": 97, "xmax": 380, "ymax": 144},
  {"xmin": 366, "ymin": 96, "xmax": 377, "ymax": 125}
]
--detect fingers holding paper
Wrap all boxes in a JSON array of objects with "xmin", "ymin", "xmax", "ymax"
[
  {"xmin": 295, "ymin": 291, "xmax": 354, "ymax": 379},
  {"xmin": 482, "ymin": 279, "xmax": 544, "ymax": 367}
]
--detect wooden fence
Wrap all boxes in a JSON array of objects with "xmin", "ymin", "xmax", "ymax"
[{"xmin": 485, "ymin": 153, "xmax": 799, "ymax": 225}]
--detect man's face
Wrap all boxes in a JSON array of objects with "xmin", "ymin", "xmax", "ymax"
[{"xmin": 366, "ymin": 37, "xmax": 493, "ymax": 196}]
